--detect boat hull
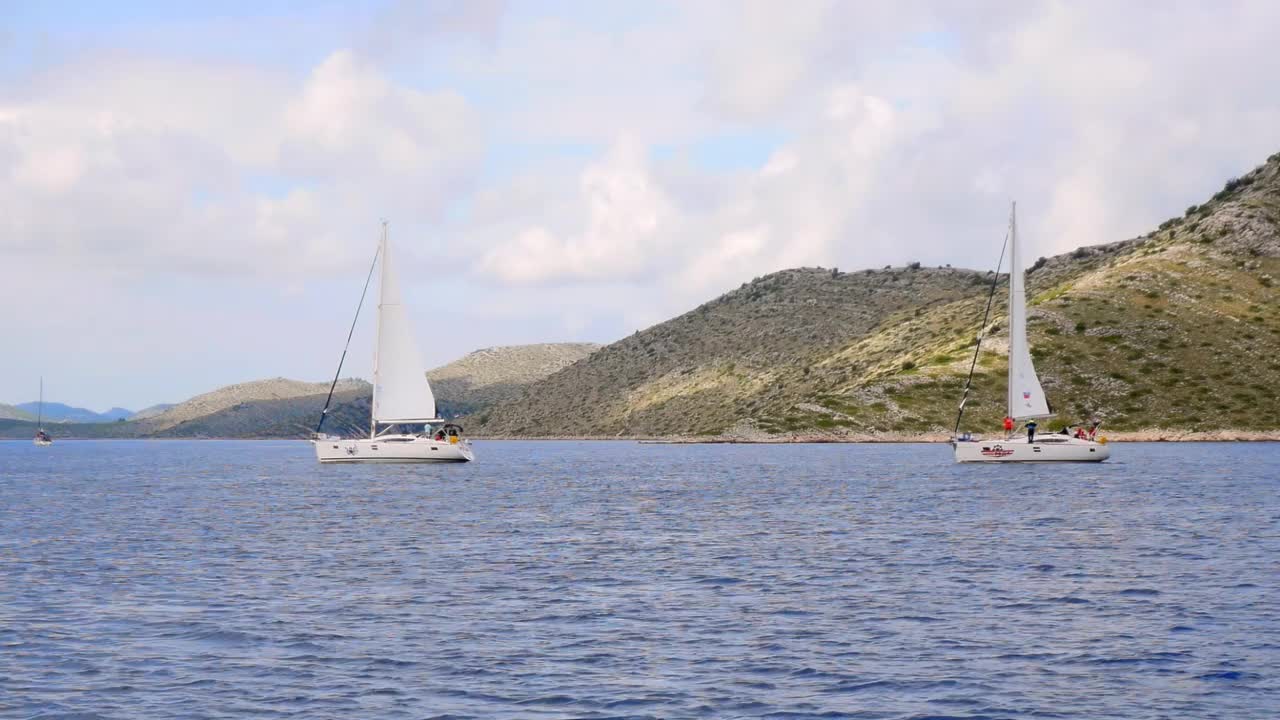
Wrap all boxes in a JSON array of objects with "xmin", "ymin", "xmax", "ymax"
[
  {"xmin": 313, "ymin": 435, "xmax": 474, "ymax": 463},
  {"xmin": 954, "ymin": 436, "xmax": 1109, "ymax": 462},
  {"xmin": 33, "ymin": 439, "xmax": 52, "ymax": 447}
]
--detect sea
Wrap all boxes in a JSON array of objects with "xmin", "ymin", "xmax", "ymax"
[{"xmin": 1, "ymin": 440, "xmax": 1277, "ymax": 719}]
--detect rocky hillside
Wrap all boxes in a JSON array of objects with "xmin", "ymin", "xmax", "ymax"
[
  {"xmin": 141, "ymin": 378, "xmax": 370, "ymax": 431},
  {"xmin": 475, "ymin": 151, "xmax": 1280, "ymax": 438},
  {"xmin": 429, "ymin": 343, "xmax": 600, "ymax": 417},
  {"xmin": 130, "ymin": 403, "xmax": 175, "ymax": 421}
]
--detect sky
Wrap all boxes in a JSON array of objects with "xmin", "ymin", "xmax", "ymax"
[{"xmin": 3, "ymin": 0, "xmax": 1279, "ymax": 410}]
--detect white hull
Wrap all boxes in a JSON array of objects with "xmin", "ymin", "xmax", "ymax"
[
  {"xmin": 313, "ymin": 434, "xmax": 473, "ymax": 463},
  {"xmin": 33, "ymin": 438, "xmax": 52, "ymax": 447},
  {"xmin": 954, "ymin": 435, "xmax": 1109, "ymax": 462}
]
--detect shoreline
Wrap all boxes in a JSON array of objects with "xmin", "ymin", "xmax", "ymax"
[
  {"xmin": 474, "ymin": 429, "xmax": 1280, "ymax": 443},
  {"xmin": 476, "ymin": 427, "xmax": 1280, "ymax": 440},
  {"xmin": 7, "ymin": 430, "xmax": 1280, "ymax": 443}
]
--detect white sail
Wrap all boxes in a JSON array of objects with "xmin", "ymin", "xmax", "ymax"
[
  {"xmin": 1007, "ymin": 203, "xmax": 1052, "ymax": 420},
  {"xmin": 371, "ymin": 227, "xmax": 439, "ymax": 424}
]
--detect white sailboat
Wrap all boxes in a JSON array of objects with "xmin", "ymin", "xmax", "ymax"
[
  {"xmin": 33, "ymin": 377, "xmax": 52, "ymax": 446},
  {"xmin": 953, "ymin": 203, "xmax": 1110, "ymax": 463},
  {"xmin": 313, "ymin": 223, "xmax": 473, "ymax": 463}
]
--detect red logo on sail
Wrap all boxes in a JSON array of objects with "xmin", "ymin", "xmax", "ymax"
[{"xmin": 1022, "ymin": 391, "xmax": 1031, "ymax": 399}]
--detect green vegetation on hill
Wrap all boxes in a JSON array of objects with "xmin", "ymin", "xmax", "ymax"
[
  {"xmin": 475, "ymin": 151, "xmax": 1280, "ymax": 438},
  {"xmin": 476, "ymin": 266, "xmax": 993, "ymax": 436}
]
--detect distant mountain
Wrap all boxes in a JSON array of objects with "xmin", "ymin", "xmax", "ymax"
[
  {"xmin": 15, "ymin": 401, "xmax": 134, "ymax": 423},
  {"xmin": 145, "ymin": 343, "xmax": 600, "ymax": 437},
  {"xmin": 0, "ymin": 342, "xmax": 599, "ymax": 439},
  {"xmin": 474, "ymin": 150, "xmax": 1280, "ymax": 438},
  {"xmin": 140, "ymin": 377, "xmax": 370, "ymax": 431},
  {"xmin": 148, "ymin": 386, "xmax": 370, "ymax": 438},
  {"xmin": 0, "ymin": 403, "xmax": 35, "ymax": 421}
]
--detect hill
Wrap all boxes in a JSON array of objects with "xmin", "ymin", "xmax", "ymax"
[
  {"xmin": 140, "ymin": 378, "xmax": 370, "ymax": 431},
  {"xmin": 14, "ymin": 402, "xmax": 134, "ymax": 423},
  {"xmin": 158, "ymin": 343, "xmax": 603, "ymax": 437},
  {"xmin": 474, "ymin": 151, "xmax": 1280, "ymax": 439},
  {"xmin": 0, "ymin": 403, "xmax": 35, "ymax": 421},
  {"xmin": 150, "ymin": 387, "xmax": 371, "ymax": 438},
  {"xmin": 429, "ymin": 342, "xmax": 600, "ymax": 417},
  {"xmin": 130, "ymin": 403, "xmax": 175, "ymax": 421},
  {"xmin": 0, "ymin": 343, "xmax": 600, "ymax": 439}
]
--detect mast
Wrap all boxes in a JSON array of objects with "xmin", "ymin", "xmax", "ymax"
[
  {"xmin": 371, "ymin": 221, "xmax": 387, "ymax": 439},
  {"xmin": 1006, "ymin": 202, "xmax": 1016, "ymax": 420},
  {"xmin": 37, "ymin": 377, "xmax": 43, "ymax": 430}
]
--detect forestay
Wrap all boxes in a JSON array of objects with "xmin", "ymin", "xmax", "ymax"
[
  {"xmin": 1006, "ymin": 203, "xmax": 1051, "ymax": 421},
  {"xmin": 372, "ymin": 231, "xmax": 439, "ymax": 423}
]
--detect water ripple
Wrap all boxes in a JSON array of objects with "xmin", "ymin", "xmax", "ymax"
[{"xmin": 1, "ymin": 439, "xmax": 1278, "ymax": 718}]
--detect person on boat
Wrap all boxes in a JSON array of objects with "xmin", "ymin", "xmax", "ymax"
[
  {"xmin": 434, "ymin": 429, "xmax": 445, "ymax": 441},
  {"xmin": 1003, "ymin": 416, "xmax": 1014, "ymax": 436},
  {"xmin": 1026, "ymin": 420, "xmax": 1038, "ymax": 443},
  {"xmin": 1075, "ymin": 426, "xmax": 1087, "ymax": 439},
  {"xmin": 1059, "ymin": 426, "xmax": 1070, "ymax": 435},
  {"xmin": 1089, "ymin": 420, "xmax": 1100, "ymax": 441}
]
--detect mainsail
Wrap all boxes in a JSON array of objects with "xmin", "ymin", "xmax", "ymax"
[
  {"xmin": 1006, "ymin": 203, "xmax": 1052, "ymax": 420},
  {"xmin": 371, "ymin": 226, "xmax": 438, "ymax": 424}
]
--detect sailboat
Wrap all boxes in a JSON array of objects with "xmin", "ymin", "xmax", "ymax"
[
  {"xmin": 33, "ymin": 377, "xmax": 52, "ymax": 446},
  {"xmin": 952, "ymin": 203, "xmax": 1110, "ymax": 463},
  {"xmin": 312, "ymin": 223, "xmax": 473, "ymax": 463}
]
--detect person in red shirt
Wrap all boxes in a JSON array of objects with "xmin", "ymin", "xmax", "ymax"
[{"xmin": 1003, "ymin": 416, "xmax": 1014, "ymax": 437}]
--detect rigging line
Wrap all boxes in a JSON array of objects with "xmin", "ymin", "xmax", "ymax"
[
  {"xmin": 314, "ymin": 245, "xmax": 381, "ymax": 435},
  {"xmin": 953, "ymin": 230, "xmax": 1010, "ymax": 436}
]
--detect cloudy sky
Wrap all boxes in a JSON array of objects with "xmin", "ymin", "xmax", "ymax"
[{"xmin": 3, "ymin": 0, "xmax": 1279, "ymax": 410}]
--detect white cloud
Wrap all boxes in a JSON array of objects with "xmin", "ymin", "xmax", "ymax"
[
  {"xmin": 5, "ymin": 1, "xmax": 1280, "ymax": 408},
  {"xmin": 479, "ymin": 136, "xmax": 675, "ymax": 283},
  {"xmin": 472, "ymin": 0, "xmax": 1280, "ymax": 298},
  {"xmin": 700, "ymin": 0, "xmax": 839, "ymax": 119},
  {"xmin": 475, "ymin": 83, "xmax": 906, "ymax": 310},
  {"xmin": 0, "ymin": 49, "xmax": 480, "ymax": 279}
]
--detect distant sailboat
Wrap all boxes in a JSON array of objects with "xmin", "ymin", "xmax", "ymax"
[
  {"xmin": 33, "ymin": 377, "xmax": 52, "ymax": 446},
  {"xmin": 953, "ymin": 203, "xmax": 1110, "ymax": 463},
  {"xmin": 312, "ymin": 223, "xmax": 473, "ymax": 463}
]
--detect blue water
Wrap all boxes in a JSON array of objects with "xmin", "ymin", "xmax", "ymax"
[{"xmin": 1, "ymin": 440, "xmax": 1277, "ymax": 719}]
